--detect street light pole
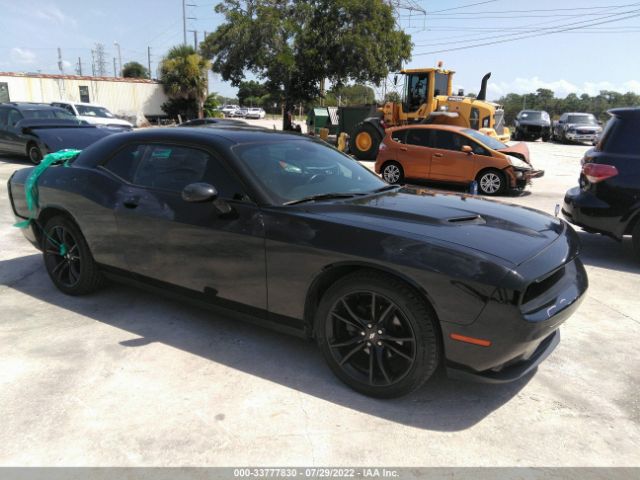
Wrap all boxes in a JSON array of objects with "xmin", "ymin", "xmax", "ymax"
[{"xmin": 113, "ymin": 41, "xmax": 122, "ymax": 77}]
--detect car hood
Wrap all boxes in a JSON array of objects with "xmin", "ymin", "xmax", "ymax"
[
  {"xmin": 31, "ymin": 126, "xmax": 119, "ymax": 152},
  {"xmin": 497, "ymin": 142, "xmax": 531, "ymax": 163},
  {"xmin": 311, "ymin": 187, "xmax": 565, "ymax": 266}
]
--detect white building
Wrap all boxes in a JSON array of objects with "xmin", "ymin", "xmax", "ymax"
[{"xmin": 0, "ymin": 72, "xmax": 168, "ymax": 120}]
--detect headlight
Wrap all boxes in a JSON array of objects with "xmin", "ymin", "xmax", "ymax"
[
  {"xmin": 508, "ymin": 155, "xmax": 531, "ymax": 170},
  {"xmin": 542, "ymin": 112, "xmax": 550, "ymax": 122},
  {"xmin": 568, "ymin": 127, "xmax": 576, "ymax": 133}
]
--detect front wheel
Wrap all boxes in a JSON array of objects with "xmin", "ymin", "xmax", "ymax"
[
  {"xmin": 315, "ymin": 271, "xmax": 440, "ymax": 398},
  {"xmin": 476, "ymin": 169, "xmax": 506, "ymax": 196},
  {"xmin": 351, "ymin": 123, "xmax": 381, "ymax": 160},
  {"xmin": 632, "ymin": 221, "xmax": 640, "ymax": 261},
  {"xmin": 27, "ymin": 143, "xmax": 43, "ymax": 164},
  {"xmin": 42, "ymin": 216, "xmax": 103, "ymax": 295},
  {"xmin": 381, "ymin": 162, "xmax": 404, "ymax": 184}
]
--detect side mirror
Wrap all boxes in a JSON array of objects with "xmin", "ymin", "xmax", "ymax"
[
  {"xmin": 182, "ymin": 182, "xmax": 218, "ymax": 203},
  {"xmin": 394, "ymin": 75, "xmax": 398, "ymax": 86},
  {"xmin": 461, "ymin": 145, "xmax": 473, "ymax": 154}
]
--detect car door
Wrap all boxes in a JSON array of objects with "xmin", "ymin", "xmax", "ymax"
[
  {"xmin": 107, "ymin": 142, "xmax": 268, "ymax": 314},
  {"xmin": 396, "ymin": 128, "xmax": 434, "ymax": 178},
  {"xmin": 0, "ymin": 107, "xmax": 11, "ymax": 154},
  {"xmin": 2, "ymin": 108, "xmax": 25, "ymax": 154},
  {"xmin": 428, "ymin": 130, "xmax": 477, "ymax": 182}
]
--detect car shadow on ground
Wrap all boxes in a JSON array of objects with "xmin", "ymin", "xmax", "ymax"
[
  {"xmin": 404, "ymin": 179, "xmax": 529, "ymax": 198},
  {"xmin": 0, "ymin": 154, "xmax": 32, "ymax": 166},
  {"xmin": 576, "ymin": 231, "xmax": 640, "ymax": 274},
  {"xmin": 2, "ymin": 253, "xmax": 532, "ymax": 432}
]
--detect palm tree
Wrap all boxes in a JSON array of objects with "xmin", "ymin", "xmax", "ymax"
[{"xmin": 160, "ymin": 45, "xmax": 210, "ymax": 119}]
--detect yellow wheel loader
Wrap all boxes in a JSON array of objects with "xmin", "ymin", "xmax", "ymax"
[{"xmin": 350, "ymin": 67, "xmax": 511, "ymax": 160}]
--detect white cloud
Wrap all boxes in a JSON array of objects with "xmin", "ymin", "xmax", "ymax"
[
  {"xmin": 35, "ymin": 5, "xmax": 77, "ymax": 27},
  {"xmin": 10, "ymin": 48, "xmax": 36, "ymax": 64},
  {"xmin": 485, "ymin": 76, "xmax": 640, "ymax": 99}
]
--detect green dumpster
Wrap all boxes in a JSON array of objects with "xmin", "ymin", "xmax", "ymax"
[{"xmin": 337, "ymin": 105, "xmax": 379, "ymax": 141}]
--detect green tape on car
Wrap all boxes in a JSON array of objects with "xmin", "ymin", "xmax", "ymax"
[{"xmin": 13, "ymin": 149, "xmax": 82, "ymax": 229}]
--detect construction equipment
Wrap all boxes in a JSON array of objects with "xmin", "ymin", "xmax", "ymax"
[{"xmin": 350, "ymin": 65, "xmax": 511, "ymax": 160}]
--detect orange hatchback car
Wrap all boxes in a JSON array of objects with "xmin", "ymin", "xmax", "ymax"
[{"xmin": 375, "ymin": 124, "xmax": 544, "ymax": 195}]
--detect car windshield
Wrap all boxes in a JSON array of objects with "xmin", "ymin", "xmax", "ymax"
[
  {"xmin": 462, "ymin": 128, "xmax": 507, "ymax": 150},
  {"xmin": 568, "ymin": 114, "xmax": 597, "ymax": 125},
  {"xmin": 233, "ymin": 139, "xmax": 388, "ymax": 205},
  {"xmin": 76, "ymin": 105, "xmax": 114, "ymax": 118},
  {"xmin": 519, "ymin": 111, "xmax": 542, "ymax": 120},
  {"xmin": 23, "ymin": 109, "xmax": 76, "ymax": 120}
]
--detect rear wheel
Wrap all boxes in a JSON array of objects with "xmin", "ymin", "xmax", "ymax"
[
  {"xmin": 476, "ymin": 169, "xmax": 506, "ymax": 196},
  {"xmin": 42, "ymin": 216, "xmax": 103, "ymax": 295},
  {"xmin": 381, "ymin": 162, "xmax": 404, "ymax": 184},
  {"xmin": 315, "ymin": 271, "xmax": 440, "ymax": 398},
  {"xmin": 351, "ymin": 123, "xmax": 382, "ymax": 160}
]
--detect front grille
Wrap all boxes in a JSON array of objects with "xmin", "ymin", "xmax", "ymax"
[
  {"xmin": 523, "ymin": 125, "xmax": 542, "ymax": 134},
  {"xmin": 494, "ymin": 109, "xmax": 505, "ymax": 134},
  {"xmin": 576, "ymin": 129, "xmax": 595, "ymax": 135}
]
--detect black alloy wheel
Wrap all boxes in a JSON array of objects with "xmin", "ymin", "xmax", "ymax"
[
  {"xmin": 316, "ymin": 271, "xmax": 440, "ymax": 398},
  {"xmin": 42, "ymin": 216, "xmax": 103, "ymax": 295}
]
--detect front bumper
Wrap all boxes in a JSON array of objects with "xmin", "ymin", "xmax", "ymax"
[
  {"xmin": 441, "ymin": 231, "xmax": 588, "ymax": 383},
  {"xmin": 508, "ymin": 168, "xmax": 545, "ymax": 189},
  {"xmin": 566, "ymin": 132, "xmax": 599, "ymax": 142}
]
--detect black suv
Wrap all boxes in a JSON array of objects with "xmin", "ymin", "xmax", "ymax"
[
  {"xmin": 0, "ymin": 102, "xmax": 112, "ymax": 164},
  {"xmin": 513, "ymin": 110, "xmax": 551, "ymax": 141},
  {"xmin": 562, "ymin": 107, "xmax": 640, "ymax": 256}
]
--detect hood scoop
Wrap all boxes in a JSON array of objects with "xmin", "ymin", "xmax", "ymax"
[{"xmin": 446, "ymin": 214, "xmax": 486, "ymax": 225}]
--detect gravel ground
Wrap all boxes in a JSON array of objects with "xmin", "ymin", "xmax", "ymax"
[{"xmin": 0, "ymin": 136, "xmax": 638, "ymax": 467}]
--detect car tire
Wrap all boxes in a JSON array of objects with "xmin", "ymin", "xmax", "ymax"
[
  {"xmin": 351, "ymin": 123, "xmax": 381, "ymax": 160},
  {"xmin": 542, "ymin": 135, "xmax": 551, "ymax": 142},
  {"xmin": 27, "ymin": 143, "xmax": 43, "ymax": 165},
  {"xmin": 381, "ymin": 162, "xmax": 404, "ymax": 184},
  {"xmin": 632, "ymin": 221, "xmax": 640, "ymax": 261},
  {"xmin": 315, "ymin": 270, "xmax": 441, "ymax": 398},
  {"xmin": 42, "ymin": 215, "xmax": 103, "ymax": 295},
  {"xmin": 476, "ymin": 169, "xmax": 506, "ymax": 196}
]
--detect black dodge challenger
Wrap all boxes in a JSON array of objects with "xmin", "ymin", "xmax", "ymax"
[{"xmin": 7, "ymin": 127, "xmax": 588, "ymax": 397}]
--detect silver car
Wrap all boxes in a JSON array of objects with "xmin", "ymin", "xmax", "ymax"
[{"xmin": 552, "ymin": 112, "xmax": 602, "ymax": 144}]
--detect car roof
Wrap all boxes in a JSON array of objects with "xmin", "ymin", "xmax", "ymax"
[
  {"xmin": 108, "ymin": 126, "xmax": 304, "ymax": 144},
  {"xmin": 608, "ymin": 107, "xmax": 640, "ymax": 119},
  {"xmin": 388, "ymin": 124, "xmax": 468, "ymax": 133},
  {"xmin": 53, "ymin": 101, "xmax": 107, "ymax": 108}
]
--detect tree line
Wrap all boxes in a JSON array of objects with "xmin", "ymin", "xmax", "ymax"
[{"xmin": 496, "ymin": 88, "xmax": 640, "ymax": 124}]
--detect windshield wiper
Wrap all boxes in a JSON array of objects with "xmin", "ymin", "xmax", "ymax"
[
  {"xmin": 284, "ymin": 192, "xmax": 366, "ymax": 206},
  {"xmin": 371, "ymin": 185, "xmax": 401, "ymax": 193}
]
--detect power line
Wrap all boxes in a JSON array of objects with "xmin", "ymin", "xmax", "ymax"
[
  {"xmin": 425, "ymin": 2, "xmax": 639, "ymax": 15},
  {"xmin": 413, "ymin": 8, "xmax": 640, "ymax": 56},
  {"xmin": 428, "ymin": 0, "xmax": 498, "ymax": 14}
]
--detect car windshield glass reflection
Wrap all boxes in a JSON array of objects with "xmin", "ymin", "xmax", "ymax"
[
  {"xmin": 23, "ymin": 109, "xmax": 76, "ymax": 120},
  {"xmin": 76, "ymin": 105, "xmax": 114, "ymax": 118},
  {"xmin": 568, "ymin": 115, "xmax": 597, "ymax": 125},
  {"xmin": 233, "ymin": 140, "xmax": 387, "ymax": 205}
]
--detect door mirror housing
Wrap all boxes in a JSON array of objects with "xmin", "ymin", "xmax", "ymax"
[
  {"xmin": 393, "ymin": 75, "xmax": 398, "ymax": 86},
  {"xmin": 461, "ymin": 145, "xmax": 473, "ymax": 154},
  {"xmin": 182, "ymin": 182, "xmax": 218, "ymax": 203}
]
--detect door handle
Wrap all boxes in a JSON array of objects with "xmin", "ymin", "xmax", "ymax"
[
  {"xmin": 434, "ymin": 153, "xmax": 444, "ymax": 157},
  {"xmin": 400, "ymin": 147, "xmax": 408, "ymax": 151},
  {"xmin": 123, "ymin": 196, "xmax": 139, "ymax": 209}
]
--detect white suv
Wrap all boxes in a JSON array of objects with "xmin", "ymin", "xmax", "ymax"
[
  {"xmin": 245, "ymin": 107, "xmax": 266, "ymax": 119},
  {"xmin": 50, "ymin": 101, "xmax": 133, "ymax": 129}
]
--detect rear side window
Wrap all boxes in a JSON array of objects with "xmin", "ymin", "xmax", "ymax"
[
  {"xmin": 405, "ymin": 129, "xmax": 432, "ymax": 148},
  {"xmin": 104, "ymin": 143, "xmax": 247, "ymax": 199},
  {"xmin": 600, "ymin": 117, "xmax": 639, "ymax": 155},
  {"xmin": 391, "ymin": 130, "xmax": 406, "ymax": 144}
]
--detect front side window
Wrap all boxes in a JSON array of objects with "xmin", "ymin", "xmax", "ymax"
[
  {"xmin": 0, "ymin": 108, "xmax": 8, "ymax": 129},
  {"xmin": 233, "ymin": 140, "xmax": 386, "ymax": 205},
  {"xmin": 391, "ymin": 130, "xmax": 407, "ymax": 144},
  {"xmin": 462, "ymin": 128, "xmax": 507, "ymax": 150}
]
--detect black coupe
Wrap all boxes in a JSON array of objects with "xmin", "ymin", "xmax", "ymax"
[{"xmin": 8, "ymin": 127, "xmax": 588, "ymax": 397}]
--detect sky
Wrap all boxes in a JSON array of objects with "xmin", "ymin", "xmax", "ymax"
[{"xmin": 1, "ymin": 0, "xmax": 639, "ymax": 101}]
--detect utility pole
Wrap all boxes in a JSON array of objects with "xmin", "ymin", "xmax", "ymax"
[
  {"xmin": 76, "ymin": 57, "xmax": 82, "ymax": 76},
  {"xmin": 182, "ymin": 0, "xmax": 197, "ymax": 45},
  {"xmin": 113, "ymin": 41, "xmax": 122, "ymax": 76},
  {"xmin": 57, "ymin": 47, "xmax": 64, "ymax": 74},
  {"xmin": 113, "ymin": 58, "xmax": 117, "ymax": 77},
  {"xmin": 91, "ymin": 50, "xmax": 96, "ymax": 76},
  {"xmin": 147, "ymin": 46, "xmax": 152, "ymax": 79}
]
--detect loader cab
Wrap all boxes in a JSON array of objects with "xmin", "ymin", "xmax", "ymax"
[{"xmin": 401, "ymin": 69, "xmax": 454, "ymax": 118}]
